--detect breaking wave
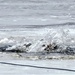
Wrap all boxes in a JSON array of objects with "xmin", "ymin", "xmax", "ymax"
[{"xmin": 0, "ymin": 27, "xmax": 75, "ymax": 53}]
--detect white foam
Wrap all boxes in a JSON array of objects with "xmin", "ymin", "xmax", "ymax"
[{"xmin": 0, "ymin": 28, "xmax": 75, "ymax": 52}]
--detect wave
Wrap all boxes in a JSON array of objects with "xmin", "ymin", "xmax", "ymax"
[
  {"xmin": 0, "ymin": 27, "xmax": 75, "ymax": 53},
  {"xmin": 0, "ymin": 22, "xmax": 75, "ymax": 29}
]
